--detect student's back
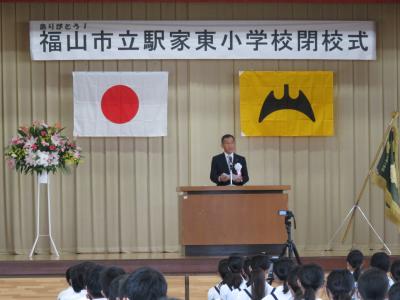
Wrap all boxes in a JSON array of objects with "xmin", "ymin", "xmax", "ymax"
[
  {"xmin": 370, "ymin": 252, "xmax": 394, "ymax": 287},
  {"xmin": 298, "ymin": 264, "xmax": 324, "ymax": 300},
  {"xmin": 357, "ymin": 268, "xmax": 388, "ymax": 300},
  {"xmin": 347, "ymin": 250, "xmax": 364, "ymax": 284},
  {"xmin": 262, "ymin": 258, "xmax": 294, "ymax": 300},
  {"xmin": 235, "ymin": 255, "xmax": 272, "ymax": 300},
  {"xmin": 208, "ymin": 259, "xmax": 230, "ymax": 300},
  {"xmin": 220, "ymin": 255, "xmax": 246, "ymax": 300},
  {"xmin": 326, "ymin": 269, "xmax": 355, "ymax": 300}
]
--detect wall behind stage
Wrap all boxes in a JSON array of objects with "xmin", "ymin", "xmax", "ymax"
[{"xmin": 0, "ymin": 2, "xmax": 399, "ymax": 255}]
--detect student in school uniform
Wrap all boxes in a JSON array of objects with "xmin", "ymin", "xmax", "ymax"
[
  {"xmin": 389, "ymin": 282, "xmax": 400, "ymax": 300},
  {"xmin": 86, "ymin": 264, "xmax": 108, "ymax": 300},
  {"xmin": 297, "ymin": 264, "xmax": 325, "ymax": 300},
  {"xmin": 262, "ymin": 258, "xmax": 294, "ymax": 300},
  {"xmin": 219, "ymin": 256, "xmax": 248, "ymax": 300},
  {"xmin": 235, "ymin": 255, "xmax": 272, "ymax": 300},
  {"xmin": 357, "ymin": 268, "xmax": 388, "ymax": 300},
  {"xmin": 243, "ymin": 257, "xmax": 252, "ymax": 283},
  {"xmin": 287, "ymin": 266, "xmax": 303, "ymax": 300},
  {"xmin": 69, "ymin": 262, "xmax": 97, "ymax": 300},
  {"xmin": 391, "ymin": 260, "xmax": 400, "ymax": 283},
  {"xmin": 99, "ymin": 266, "xmax": 126, "ymax": 299},
  {"xmin": 108, "ymin": 274, "xmax": 129, "ymax": 300},
  {"xmin": 326, "ymin": 270, "xmax": 355, "ymax": 300},
  {"xmin": 57, "ymin": 266, "xmax": 74, "ymax": 300},
  {"xmin": 346, "ymin": 250, "xmax": 364, "ymax": 284},
  {"xmin": 208, "ymin": 259, "xmax": 230, "ymax": 300},
  {"xmin": 370, "ymin": 252, "xmax": 394, "ymax": 287}
]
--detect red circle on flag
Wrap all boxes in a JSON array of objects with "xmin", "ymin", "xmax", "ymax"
[{"xmin": 101, "ymin": 85, "xmax": 139, "ymax": 124}]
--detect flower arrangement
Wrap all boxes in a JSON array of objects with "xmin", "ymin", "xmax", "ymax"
[{"xmin": 5, "ymin": 121, "xmax": 82, "ymax": 175}]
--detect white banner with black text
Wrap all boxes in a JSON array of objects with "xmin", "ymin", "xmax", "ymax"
[{"xmin": 30, "ymin": 20, "xmax": 376, "ymax": 61}]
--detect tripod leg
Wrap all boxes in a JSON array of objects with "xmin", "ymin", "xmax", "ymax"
[
  {"xmin": 280, "ymin": 243, "xmax": 288, "ymax": 258},
  {"xmin": 292, "ymin": 243, "xmax": 302, "ymax": 265}
]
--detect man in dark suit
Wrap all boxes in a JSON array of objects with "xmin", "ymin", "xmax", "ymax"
[{"xmin": 210, "ymin": 134, "xmax": 249, "ymax": 186}]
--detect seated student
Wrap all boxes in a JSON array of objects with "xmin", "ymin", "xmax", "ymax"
[
  {"xmin": 243, "ymin": 257, "xmax": 252, "ymax": 283},
  {"xmin": 208, "ymin": 258, "xmax": 230, "ymax": 300},
  {"xmin": 219, "ymin": 255, "xmax": 247, "ymax": 300},
  {"xmin": 370, "ymin": 252, "xmax": 394, "ymax": 287},
  {"xmin": 57, "ymin": 266, "xmax": 74, "ymax": 300},
  {"xmin": 326, "ymin": 270, "xmax": 355, "ymax": 300},
  {"xmin": 69, "ymin": 261, "xmax": 97, "ymax": 300},
  {"xmin": 287, "ymin": 266, "xmax": 303, "ymax": 300},
  {"xmin": 121, "ymin": 267, "xmax": 168, "ymax": 300},
  {"xmin": 389, "ymin": 282, "xmax": 400, "ymax": 300},
  {"xmin": 391, "ymin": 260, "xmax": 400, "ymax": 283},
  {"xmin": 262, "ymin": 258, "xmax": 294, "ymax": 300},
  {"xmin": 298, "ymin": 264, "xmax": 325, "ymax": 300},
  {"xmin": 109, "ymin": 274, "xmax": 129, "ymax": 300},
  {"xmin": 100, "ymin": 266, "xmax": 126, "ymax": 299},
  {"xmin": 236, "ymin": 254, "xmax": 272, "ymax": 300},
  {"xmin": 357, "ymin": 268, "xmax": 388, "ymax": 300},
  {"xmin": 347, "ymin": 250, "xmax": 364, "ymax": 284},
  {"xmin": 86, "ymin": 264, "xmax": 107, "ymax": 300}
]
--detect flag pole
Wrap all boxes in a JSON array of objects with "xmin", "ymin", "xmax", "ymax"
[{"xmin": 327, "ymin": 112, "xmax": 400, "ymax": 249}]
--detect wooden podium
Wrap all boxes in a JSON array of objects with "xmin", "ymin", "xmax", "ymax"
[{"xmin": 177, "ymin": 185, "xmax": 290, "ymax": 256}]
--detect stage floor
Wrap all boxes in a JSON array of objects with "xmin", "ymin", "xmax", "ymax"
[{"xmin": 0, "ymin": 249, "xmax": 398, "ymax": 276}]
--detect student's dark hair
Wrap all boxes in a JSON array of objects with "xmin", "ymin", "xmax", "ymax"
[
  {"xmin": 99, "ymin": 266, "xmax": 126, "ymax": 298},
  {"xmin": 298, "ymin": 264, "xmax": 324, "ymax": 300},
  {"xmin": 248, "ymin": 254, "xmax": 270, "ymax": 300},
  {"xmin": 218, "ymin": 258, "xmax": 230, "ymax": 284},
  {"xmin": 70, "ymin": 261, "xmax": 97, "ymax": 293},
  {"xmin": 370, "ymin": 252, "xmax": 391, "ymax": 273},
  {"xmin": 108, "ymin": 274, "xmax": 129, "ymax": 300},
  {"xmin": 358, "ymin": 268, "xmax": 388, "ymax": 300},
  {"xmin": 326, "ymin": 269, "xmax": 355, "ymax": 300},
  {"xmin": 65, "ymin": 266, "xmax": 72, "ymax": 285},
  {"xmin": 86, "ymin": 264, "xmax": 106, "ymax": 299},
  {"xmin": 221, "ymin": 134, "xmax": 235, "ymax": 143},
  {"xmin": 389, "ymin": 282, "xmax": 400, "ymax": 300},
  {"xmin": 288, "ymin": 265, "xmax": 303, "ymax": 300},
  {"xmin": 225, "ymin": 255, "xmax": 244, "ymax": 289},
  {"xmin": 391, "ymin": 260, "xmax": 400, "ymax": 282},
  {"xmin": 273, "ymin": 258, "xmax": 294, "ymax": 294},
  {"xmin": 243, "ymin": 257, "xmax": 252, "ymax": 282},
  {"xmin": 347, "ymin": 249, "xmax": 364, "ymax": 282},
  {"xmin": 121, "ymin": 267, "xmax": 168, "ymax": 300}
]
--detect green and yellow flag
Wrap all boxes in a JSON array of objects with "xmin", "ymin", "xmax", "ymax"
[
  {"xmin": 372, "ymin": 126, "xmax": 400, "ymax": 229},
  {"xmin": 239, "ymin": 71, "xmax": 334, "ymax": 136}
]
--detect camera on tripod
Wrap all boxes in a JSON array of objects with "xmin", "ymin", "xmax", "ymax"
[
  {"xmin": 278, "ymin": 210, "xmax": 295, "ymax": 218},
  {"xmin": 278, "ymin": 209, "xmax": 301, "ymax": 264}
]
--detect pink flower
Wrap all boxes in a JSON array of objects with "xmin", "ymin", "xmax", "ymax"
[
  {"xmin": 41, "ymin": 140, "xmax": 49, "ymax": 147},
  {"xmin": 11, "ymin": 137, "xmax": 20, "ymax": 145},
  {"xmin": 6, "ymin": 158, "xmax": 16, "ymax": 169},
  {"xmin": 40, "ymin": 130, "xmax": 47, "ymax": 137},
  {"xmin": 49, "ymin": 145, "xmax": 56, "ymax": 151},
  {"xmin": 31, "ymin": 144, "xmax": 38, "ymax": 151}
]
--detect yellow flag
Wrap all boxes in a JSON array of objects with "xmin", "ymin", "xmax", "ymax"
[{"xmin": 239, "ymin": 71, "xmax": 334, "ymax": 136}]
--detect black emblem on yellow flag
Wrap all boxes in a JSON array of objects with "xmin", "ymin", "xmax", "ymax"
[
  {"xmin": 258, "ymin": 84, "xmax": 316, "ymax": 123},
  {"xmin": 239, "ymin": 71, "xmax": 333, "ymax": 136}
]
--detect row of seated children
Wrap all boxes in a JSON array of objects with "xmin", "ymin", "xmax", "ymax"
[
  {"xmin": 57, "ymin": 261, "xmax": 172, "ymax": 300},
  {"xmin": 209, "ymin": 250, "xmax": 400, "ymax": 300}
]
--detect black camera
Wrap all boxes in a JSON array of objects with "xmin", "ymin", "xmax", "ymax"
[{"xmin": 278, "ymin": 210, "xmax": 294, "ymax": 218}]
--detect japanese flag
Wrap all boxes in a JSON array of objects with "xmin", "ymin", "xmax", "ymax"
[{"xmin": 73, "ymin": 71, "xmax": 168, "ymax": 137}]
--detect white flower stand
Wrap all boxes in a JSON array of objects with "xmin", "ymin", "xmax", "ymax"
[{"xmin": 29, "ymin": 172, "xmax": 60, "ymax": 258}]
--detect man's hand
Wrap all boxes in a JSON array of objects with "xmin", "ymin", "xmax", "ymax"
[
  {"xmin": 233, "ymin": 175, "xmax": 243, "ymax": 183},
  {"xmin": 219, "ymin": 174, "xmax": 230, "ymax": 182}
]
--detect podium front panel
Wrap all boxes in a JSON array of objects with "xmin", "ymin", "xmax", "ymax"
[{"xmin": 180, "ymin": 187, "xmax": 288, "ymax": 247}]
